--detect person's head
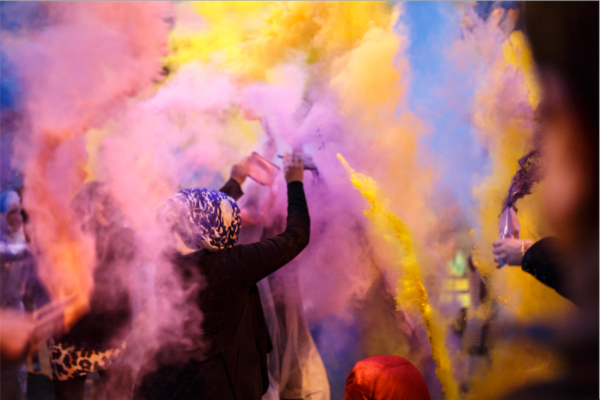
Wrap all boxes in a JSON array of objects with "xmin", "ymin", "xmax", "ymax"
[
  {"xmin": 157, "ymin": 187, "xmax": 241, "ymax": 253},
  {"xmin": 524, "ymin": 2, "xmax": 599, "ymax": 250},
  {"xmin": 0, "ymin": 190, "xmax": 22, "ymax": 233},
  {"xmin": 71, "ymin": 181, "xmax": 120, "ymax": 233}
]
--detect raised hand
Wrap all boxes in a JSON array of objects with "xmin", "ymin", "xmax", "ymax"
[
  {"xmin": 492, "ymin": 238, "xmax": 533, "ymax": 266},
  {"xmin": 230, "ymin": 156, "xmax": 250, "ymax": 185},
  {"xmin": 283, "ymin": 152, "xmax": 304, "ymax": 184}
]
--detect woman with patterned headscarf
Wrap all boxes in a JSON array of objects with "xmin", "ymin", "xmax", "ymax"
[{"xmin": 134, "ymin": 153, "xmax": 309, "ymax": 400}]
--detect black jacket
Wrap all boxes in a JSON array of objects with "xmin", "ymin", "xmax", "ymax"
[
  {"xmin": 521, "ymin": 237, "xmax": 572, "ymax": 303},
  {"xmin": 135, "ymin": 180, "xmax": 310, "ymax": 400}
]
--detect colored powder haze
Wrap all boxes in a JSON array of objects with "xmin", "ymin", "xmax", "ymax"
[{"xmin": 0, "ymin": 2, "xmax": 574, "ymax": 399}]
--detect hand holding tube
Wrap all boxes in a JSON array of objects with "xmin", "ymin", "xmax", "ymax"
[
  {"xmin": 492, "ymin": 238, "xmax": 533, "ymax": 266},
  {"xmin": 283, "ymin": 152, "xmax": 304, "ymax": 184}
]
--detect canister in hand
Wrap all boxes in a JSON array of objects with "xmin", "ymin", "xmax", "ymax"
[
  {"xmin": 497, "ymin": 206, "xmax": 520, "ymax": 268},
  {"xmin": 247, "ymin": 152, "xmax": 280, "ymax": 186}
]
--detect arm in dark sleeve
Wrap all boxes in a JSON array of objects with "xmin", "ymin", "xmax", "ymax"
[
  {"xmin": 522, "ymin": 237, "xmax": 570, "ymax": 300},
  {"xmin": 218, "ymin": 178, "xmax": 244, "ymax": 201},
  {"xmin": 233, "ymin": 181, "xmax": 310, "ymax": 285}
]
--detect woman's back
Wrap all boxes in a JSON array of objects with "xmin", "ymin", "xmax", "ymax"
[
  {"xmin": 155, "ymin": 181, "xmax": 309, "ymax": 396},
  {"xmin": 135, "ymin": 155, "xmax": 309, "ymax": 400}
]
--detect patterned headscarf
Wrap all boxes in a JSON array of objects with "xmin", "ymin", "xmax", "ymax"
[{"xmin": 158, "ymin": 188, "xmax": 241, "ymax": 252}]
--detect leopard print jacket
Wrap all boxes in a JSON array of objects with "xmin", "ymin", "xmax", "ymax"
[{"xmin": 49, "ymin": 340, "xmax": 126, "ymax": 380}]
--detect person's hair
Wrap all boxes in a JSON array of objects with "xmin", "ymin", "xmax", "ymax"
[{"xmin": 524, "ymin": 2, "xmax": 599, "ymax": 132}]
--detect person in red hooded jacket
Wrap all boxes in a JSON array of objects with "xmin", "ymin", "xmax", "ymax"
[{"xmin": 344, "ymin": 355, "xmax": 431, "ymax": 400}]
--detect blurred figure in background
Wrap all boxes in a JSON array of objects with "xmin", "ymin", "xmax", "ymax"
[
  {"xmin": 499, "ymin": 2, "xmax": 598, "ymax": 399},
  {"xmin": 50, "ymin": 182, "xmax": 136, "ymax": 400},
  {"xmin": 4, "ymin": 171, "xmax": 46, "ymax": 373},
  {"xmin": 0, "ymin": 190, "xmax": 49, "ymax": 400}
]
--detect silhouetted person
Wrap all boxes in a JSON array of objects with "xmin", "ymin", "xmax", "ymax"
[
  {"xmin": 134, "ymin": 154, "xmax": 310, "ymax": 400},
  {"xmin": 499, "ymin": 2, "xmax": 598, "ymax": 399},
  {"xmin": 50, "ymin": 182, "xmax": 135, "ymax": 400},
  {"xmin": 0, "ymin": 190, "xmax": 48, "ymax": 400}
]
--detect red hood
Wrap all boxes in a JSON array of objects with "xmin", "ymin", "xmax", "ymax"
[{"xmin": 345, "ymin": 355, "xmax": 431, "ymax": 400}]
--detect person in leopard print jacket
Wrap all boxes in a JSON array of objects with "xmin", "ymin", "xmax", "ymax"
[{"xmin": 50, "ymin": 182, "xmax": 136, "ymax": 400}]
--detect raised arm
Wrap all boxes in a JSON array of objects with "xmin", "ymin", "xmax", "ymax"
[
  {"xmin": 234, "ymin": 182, "xmax": 309, "ymax": 285},
  {"xmin": 218, "ymin": 179, "xmax": 244, "ymax": 201},
  {"xmin": 232, "ymin": 153, "xmax": 309, "ymax": 285},
  {"xmin": 218, "ymin": 157, "xmax": 249, "ymax": 201}
]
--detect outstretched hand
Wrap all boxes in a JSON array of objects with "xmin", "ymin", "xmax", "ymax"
[
  {"xmin": 283, "ymin": 152, "xmax": 304, "ymax": 184},
  {"xmin": 0, "ymin": 309, "xmax": 34, "ymax": 364}
]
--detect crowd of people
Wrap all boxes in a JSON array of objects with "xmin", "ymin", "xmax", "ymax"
[{"xmin": 0, "ymin": 2, "xmax": 597, "ymax": 400}]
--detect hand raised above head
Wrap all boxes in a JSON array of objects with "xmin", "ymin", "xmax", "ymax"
[
  {"xmin": 283, "ymin": 152, "xmax": 304, "ymax": 184},
  {"xmin": 230, "ymin": 156, "xmax": 250, "ymax": 185}
]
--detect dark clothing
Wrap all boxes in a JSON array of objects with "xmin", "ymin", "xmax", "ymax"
[
  {"xmin": 0, "ymin": 364, "xmax": 26, "ymax": 400},
  {"xmin": 53, "ymin": 375, "xmax": 87, "ymax": 400},
  {"xmin": 58, "ymin": 226, "xmax": 135, "ymax": 351},
  {"xmin": 521, "ymin": 237, "xmax": 572, "ymax": 303},
  {"xmin": 134, "ymin": 356, "xmax": 237, "ymax": 400},
  {"xmin": 54, "ymin": 364, "xmax": 133, "ymax": 400},
  {"xmin": 134, "ymin": 181, "xmax": 310, "ymax": 400},
  {"xmin": 500, "ymin": 380, "xmax": 596, "ymax": 400},
  {"xmin": 506, "ymin": 241, "xmax": 599, "ymax": 399},
  {"xmin": 219, "ymin": 178, "xmax": 245, "ymax": 202},
  {"xmin": 52, "ymin": 225, "xmax": 135, "ymax": 400}
]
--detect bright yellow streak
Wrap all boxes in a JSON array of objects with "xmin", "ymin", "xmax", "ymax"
[
  {"xmin": 338, "ymin": 154, "xmax": 459, "ymax": 400},
  {"xmin": 502, "ymin": 31, "xmax": 540, "ymax": 108}
]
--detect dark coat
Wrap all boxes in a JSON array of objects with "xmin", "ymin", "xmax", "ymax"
[
  {"xmin": 521, "ymin": 237, "xmax": 573, "ymax": 302},
  {"xmin": 503, "ymin": 241, "xmax": 599, "ymax": 400},
  {"xmin": 134, "ymin": 180, "xmax": 310, "ymax": 400}
]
